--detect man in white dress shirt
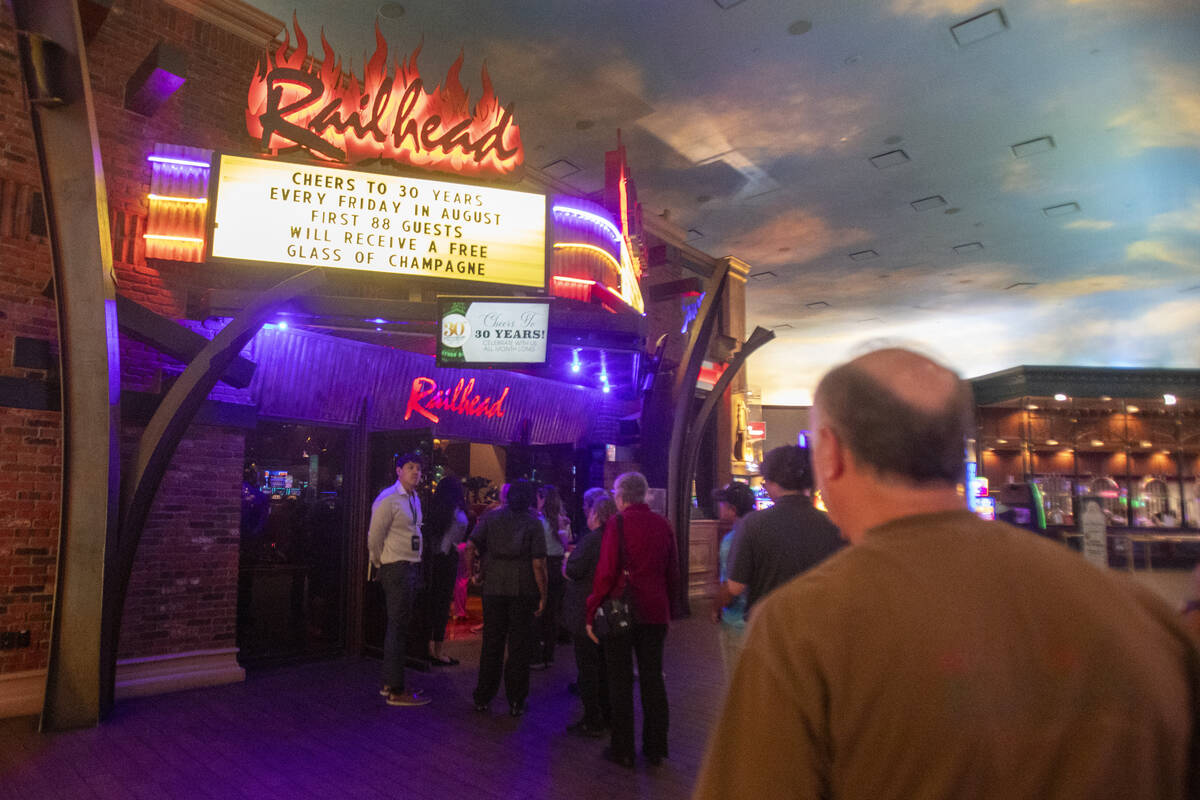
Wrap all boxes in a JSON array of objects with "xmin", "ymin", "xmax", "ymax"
[{"xmin": 368, "ymin": 452, "xmax": 431, "ymax": 707}]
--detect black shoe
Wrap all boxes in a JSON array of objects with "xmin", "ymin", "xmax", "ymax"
[
  {"xmin": 473, "ymin": 700, "xmax": 489, "ymax": 713},
  {"xmin": 602, "ymin": 747, "xmax": 635, "ymax": 769},
  {"xmin": 509, "ymin": 701, "xmax": 526, "ymax": 717},
  {"xmin": 566, "ymin": 719, "xmax": 606, "ymax": 738}
]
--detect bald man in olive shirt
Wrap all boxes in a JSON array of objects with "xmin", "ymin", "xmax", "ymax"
[{"xmin": 693, "ymin": 348, "xmax": 1199, "ymax": 800}]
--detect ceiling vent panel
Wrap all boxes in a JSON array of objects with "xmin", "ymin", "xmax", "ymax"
[
  {"xmin": 1043, "ymin": 202, "xmax": 1080, "ymax": 217},
  {"xmin": 749, "ymin": 271, "xmax": 777, "ymax": 281},
  {"xmin": 869, "ymin": 149, "xmax": 910, "ymax": 169},
  {"xmin": 911, "ymin": 195, "xmax": 947, "ymax": 212},
  {"xmin": 714, "ymin": 0, "xmax": 747, "ymax": 8},
  {"xmin": 953, "ymin": 242, "xmax": 984, "ymax": 254},
  {"xmin": 1005, "ymin": 281, "xmax": 1038, "ymax": 290},
  {"xmin": 770, "ymin": 322, "xmax": 793, "ymax": 330},
  {"xmin": 849, "ymin": 249, "xmax": 879, "ymax": 261},
  {"xmin": 542, "ymin": 159, "xmax": 581, "ymax": 179},
  {"xmin": 806, "ymin": 300, "xmax": 829, "ymax": 309},
  {"xmin": 1011, "ymin": 136, "xmax": 1055, "ymax": 158},
  {"xmin": 951, "ymin": 8, "xmax": 1008, "ymax": 47}
]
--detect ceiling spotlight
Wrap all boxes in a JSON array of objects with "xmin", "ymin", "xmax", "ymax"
[
  {"xmin": 1054, "ymin": 393, "xmax": 1067, "ymax": 402},
  {"xmin": 1140, "ymin": 440, "xmax": 1152, "ymax": 448},
  {"xmin": 996, "ymin": 438, "xmax": 1007, "ymax": 444},
  {"xmin": 277, "ymin": 320, "xmax": 288, "ymax": 330},
  {"xmin": 1164, "ymin": 393, "xmax": 1177, "ymax": 405},
  {"xmin": 1046, "ymin": 439, "xmax": 1058, "ymax": 446},
  {"xmin": 1126, "ymin": 405, "xmax": 1139, "ymax": 414},
  {"xmin": 1090, "ymin": 440, "xmax": 1104, "ymax": 447},
  {"xmin": 1026, "ymin": 404, "xmax": 1038, "ymax": 410},
  {"xmin": 1100, "ymin": 395, "xmax": 1112, "ymax": 402}
]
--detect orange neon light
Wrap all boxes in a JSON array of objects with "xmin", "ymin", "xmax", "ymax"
[
  {"xmin": 143, "ymin": 234, "xmax": 205, "ymax": 243},
  {"xmin": 553, "ymin": 242, "xmax": 622, "ymax": 275},
  {"xmin": 246, "ymin": 20, "xmax": 523, "ymax": 179},
  {"xmin": 148, "ymin": 193, "xmax": 208, "ymax": 204},
  {"xmin": 551, "ymin": 274, "xmax": 595, "ymax": 286},
  {"xmin": 404, "ymin": 376, "xmax": 510, "ymax": 424}
]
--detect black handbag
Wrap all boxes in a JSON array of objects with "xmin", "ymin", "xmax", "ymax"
[{"xmin": 592, "ymin": 514, "xmax": 635, "ymax": 639}]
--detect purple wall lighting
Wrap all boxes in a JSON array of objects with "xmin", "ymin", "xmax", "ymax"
[{"xmin": 125, "ymin": 42, "xmax": 188, "ymax": 117}]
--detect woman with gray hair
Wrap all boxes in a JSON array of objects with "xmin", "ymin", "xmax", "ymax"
[{"xmin": 585, "ymin": 472, "xmax": 681, "ymax": 768}]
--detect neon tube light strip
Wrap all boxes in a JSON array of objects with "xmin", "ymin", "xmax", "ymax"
[
  {"xmin": 551, "ymin": 274, "xmax": 595, "ymax": 286},
  {"xmin": 553, "ymin": 242, "xmax": 622, "ymax": 275},
  {"xmin": 143, "ymin": 234, "xmax": 205, "ymax": 243},
  {"xmin": 148, "ymin": 193, "xmax": 208, "ymax": 204},
  {"xmin": 147, "ymin": 155, "xmax": 211, "ymax": 168},
  {"xmin": 551, "ymin": 206, "xmax": 622, "ymax": 242}
]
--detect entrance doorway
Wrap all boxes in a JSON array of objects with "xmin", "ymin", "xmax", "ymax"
[
  {"xmin": 362, "ymin": 428, "xmax": 433, "ymax": 659},
  {"xmin": 237, "ymin": 422, "xmax": 349, "ymax": 665}
]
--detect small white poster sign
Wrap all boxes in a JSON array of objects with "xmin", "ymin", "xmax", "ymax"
[{"xmin": 1080, "ymin": 498, "xmax": 1108, "ymax": 569}]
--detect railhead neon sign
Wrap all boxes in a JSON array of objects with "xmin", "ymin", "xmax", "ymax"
[
  {"xmin": 404, "ymin": 376, "xmax": 510, "ymax": 424},
  {"xmin": 246, "ymin": 20, "xmax": 524, "ymax": 179}
]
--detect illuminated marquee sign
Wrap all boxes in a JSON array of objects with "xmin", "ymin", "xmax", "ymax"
[
  {"xmin": 404, "ymin": 376, "xmax": 510, "ymax": 424},
  {"xmin": 246, "ymin": 22, "xmax": 524, "ymax": 179},
  {"xmin": 438, "ymin": 297, "xmax": 550, "ymax": 367},
  {"xmin": 208, "ymin": 154, "xmax": 547, "ymax": 288}
]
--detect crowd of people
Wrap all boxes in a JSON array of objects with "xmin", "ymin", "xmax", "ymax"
[{"xmin": 367, "ymin": 345, "xmax": 1200, "ymax": 791}]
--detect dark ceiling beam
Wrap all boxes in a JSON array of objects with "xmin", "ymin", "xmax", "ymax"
[
  {"xmin": 116, "ymin": 294, "xmax": 256, "ymax": 388},
  {"xmin": 645, "ymin": 277, "xmax": 704, "ymax": 302},
  {"xmin": 77, "ymin": 0, "xmax": 111, "ymax": 42},
  {"xmin": 971, "ymin": 365, "xmax": 1200, "ymax": 406}
]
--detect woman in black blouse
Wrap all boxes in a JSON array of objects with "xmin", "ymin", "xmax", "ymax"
[{"xmin": 465, "ymin": 479, "xmax": 547, "ymax": 716}]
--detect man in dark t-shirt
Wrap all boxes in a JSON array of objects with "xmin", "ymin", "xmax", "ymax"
[{"xmin": 725, "ymin": 445, "xmax": 843, "ymax": 613}]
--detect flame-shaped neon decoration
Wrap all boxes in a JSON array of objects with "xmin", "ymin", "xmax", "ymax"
[{"xmin": 246, "ymin": 17, "xmax": 524, "ymax": 179}]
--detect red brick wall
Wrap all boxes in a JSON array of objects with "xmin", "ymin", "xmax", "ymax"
[
  {"xmin": 118, "ymin": 424, "xmax": 243, "ymax": 659},
  {"xmin": 0, "ymin": 408, "xmax": 60, "ymax": 674},
  {"xmin": 0, "ymin": 5, "xmax": 62, "ymax": 677}
]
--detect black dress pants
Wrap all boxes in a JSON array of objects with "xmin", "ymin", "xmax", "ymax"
[
  {"xmin": 537, "ymin": 556, "xmax": 565, "ymax": 662},
  {"xmin": 473, "ymin": 594, "xmax": 538, "ymax": 707},
  {"xmin": 604, "ymin": 623, "xmax": 668, "ymax": 760},
  {"xmin": 572, "ymin": 631, "xmax": 610, "ymax": 728},
  {"xmin": 426, "ymin": 549, "xmax": 459, "ymax": 643},
  {"xmin": 379, "ymin": 560, "xmax": 419, "ymax": 691}
]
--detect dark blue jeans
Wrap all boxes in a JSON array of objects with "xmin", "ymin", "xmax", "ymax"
[{"xmin": 379, "ymin": 560, "xmax": 419, "ymax": 691}]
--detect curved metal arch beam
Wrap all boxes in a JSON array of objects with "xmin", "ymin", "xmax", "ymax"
[
  {"xmin": 102, "ymin": 267, "xmax": 326, "ymax": 716},
  {"xmin": 675, "ymin": 326, "xmax": 774, "ymax": 615}
]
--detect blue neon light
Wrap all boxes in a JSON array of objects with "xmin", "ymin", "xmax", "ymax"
[{"xmin": 552, "ymin": 205, "xmax": 622, "ymax": 242}]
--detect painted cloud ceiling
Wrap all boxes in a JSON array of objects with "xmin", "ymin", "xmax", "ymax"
[{"xmin": 250, "ymin": 0, "xmax": 1200, "ymax": 403}]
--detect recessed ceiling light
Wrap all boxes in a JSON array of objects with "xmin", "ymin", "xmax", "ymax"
[
  {"xmin": 870, "ymin": 150, "xmax": 909, "ymax": 169},
  {"xmin": 951, "ymin": 8, "xmax": 1008, "ymax": 47},
  {"xmin": 378, "ymin": 2, "xmax": 405, "ymax": 19},
  {"xmin": 1164, "ymin": 393, "xmax": 1177, "ymax": 405},
  {"xmin": 996, "ymin": 438, "xmax": 1007, "ymax": 444},
  {"xmin": 953, "ymin": 242, "xmax": 984, "ymax": 254},
  {"xmin": 1053, "ymin": 393, "xmax": 1067, "ymax": 401},
  {"xmin": 1091, "ymin": 440, "xmax": 1104, "ymax": 447},
  {"xmin": 806, "ymin": 300, "xmax": 829, "ymax": 309},
  {"xmin": 788, "ymin": 20, "xmax": 813, "ymax": 35},
  {"xmin": 1140, "ymin": 440, "xmax": 1152, "ymax": 447},
  {"xmin": 1126, "ymin": 405, "xmax": 1139, "ymax": 413},
  {"xmin": 911, "ymin": 195, "xmax": 947, "ymax": 212},
  {"xmin": 1026, "ymin": 404, "xmax": 1038, "ymax": 410},
  {"xmin": 1005, "ymin": 282, "xmax": 1038, "ymax": 290},
  {"xmin": 749, "ymin": 271, "xmax": 777, "ymax": 281},
  {"xmin": 1011, "ymin": 136, "xmax": 1055, "ymax": 158},
  {"xmin": 542, "ymin": 159, "xmax": 581, "ymax": 179},
  {"xmin": 1043, "ymin": 202, "xmax": 1081, "ymax": 217},
  {"xmin": 849, "ymin": 250, "xmax": 879, "ymax": 261},
  {"xmin": 844, "ymin": 54, "xmax": 862, "ymax": 65},
  {"xmin": 770, "ymin": 322, "xmax": 793, "ymax": 329},
  {"xmin": 714, "ymin": 0, "xmax": 748, "ymax": 7},
  {"xmin": 1100, "ymin": 395, "xmax": 1112, "ymax": 401},
  {"xmin": 1046, "ymin": 439, "xmax": 1059, "ymax": 446}
]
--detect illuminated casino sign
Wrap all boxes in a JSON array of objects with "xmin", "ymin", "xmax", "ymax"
[
  {"xmin": 246, "ymin": 21, "xmax": 523, "ymax": 179},
  {"xmin": 208, "ymin": 154, "xmax": 547, "ymax": 287},
  {"xmin": 437, "ymin": 297, "xmax": 549, "ymax": 367}
]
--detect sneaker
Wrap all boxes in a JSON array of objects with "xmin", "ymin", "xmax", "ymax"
[
  {"xmin": 386, "ymin": 691, "xmax": 431, "ymax": 707},
  {"xmin": 381, "ymin": 685, "xmax": 424, "ymax": 697},
  {"xmin": 509, "ymin": 701, "xmax": 526, "ymax": 717}
]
